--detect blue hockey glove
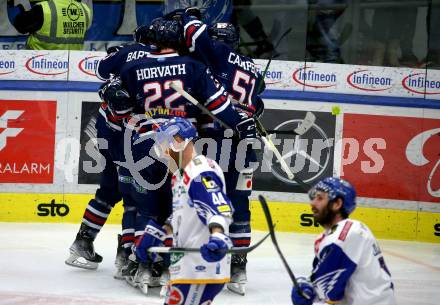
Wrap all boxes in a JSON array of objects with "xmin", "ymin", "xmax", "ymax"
[
  {"xmin": 200, "ymin": 232, "xmax": 232, "ymax": 263},
  {"xmin": 106, "ymin": 44, "xmax": 123, "ymax": 55},
  {"xmin": 291, "ymin": 277, "xmax": 316, "ymax": 305},
  {"xmin": 235, "ymin": 112, "xmax": 257, "ymax": 141},
  {"xmin": 135, "ymin": 219, "xmax": 167, "ymax": 263}
]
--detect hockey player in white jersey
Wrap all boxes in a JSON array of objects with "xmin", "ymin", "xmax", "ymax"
[
  {"xmin": 135, "ymin": 117, "xmax": 234, "ymax": 305},
  {"xmin": 291, "ymin": 177, "xmax": 396, "ymax": 305}
]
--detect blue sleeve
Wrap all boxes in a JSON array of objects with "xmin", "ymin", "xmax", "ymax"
[
  {"xmin": 192, "ymin": 64, "xmax": 242, "ymax": 128},
  {"xmin": 311, "ymin": 243, "xmax": 357, "ymax": 302},
  {"xmin": 184, "ymin": 19, "xmax": 230, "ymax": 73},
  {"xmin": 96, "ymin": 51, "xmax": 123, "ymax": 80},
  {"xmin": 188, "ymin": 171, "xmax": 233, "ymax": 226}
]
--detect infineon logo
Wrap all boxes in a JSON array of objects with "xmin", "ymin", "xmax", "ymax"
[
  {"xmin": 347, "ymin": 70, "xmax": 392, "ymax": 91},
  {"xmin": 292, "ymin": 66, "xmax": 336, "ymax": 88},
  {"xmin": 402, "ymin": 72, "xmax": 440, "ymax": 95},
  {"xmin": 78, "ymin": 55, "xmax": 101, "ymax": 76},
  {"xmin": 0, "ymin": 59, "xmax": 15, "ymax": 75},
  {"xmin": 25, "ymin": 54, "xmax": 68, "ymax": 75},
  {"xmin": 256, "ymin": 65, "xmax": 282, "ymax": 84}
]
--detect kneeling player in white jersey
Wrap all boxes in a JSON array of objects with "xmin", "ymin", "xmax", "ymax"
[
  {"xmin": 135, "ymin": 117, "xmax": 233, "ymax": 305},
  {"xmin": 291, "ymin": 177, "xmax": 396, "ymax": 305}
]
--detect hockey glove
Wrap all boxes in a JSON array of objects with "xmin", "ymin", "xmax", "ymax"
[
  {"xmin": 291, "ymin": 277, "xmax": 316, "ymax": 305},
  {"xmin": 106, "ymin": 44, "xmax": 123, "ymax": 55},
  {"xmin": 135, "ymin": 219, "xmax": 167, "ymax": 263},
  {"xmin": 235, "ymin": 112, "xmax": 257, "ymax": 141},
  {"xmin": 200, "ymin": 232, "xmax": 232, "ymax": 263}
]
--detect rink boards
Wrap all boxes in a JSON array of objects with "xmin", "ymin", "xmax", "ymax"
[
  {"xmin": 0, "ymin": 193, "xmax": 438, "ymax": 243},
  {"xmin": 0, "ymin": 50, "xmax": 439, "ymax": 243}
]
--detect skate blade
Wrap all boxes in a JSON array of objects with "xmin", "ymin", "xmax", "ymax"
[
  {"xmin": 160, "ymin": 285, "xmax": 169, "ymax": 298},
  {"xmin": 65, "ymin": 254, "xmax": 99, "ymax": 270},
  {"xmin": 125, "ymin": 276, "xmax": 139, "ymax": 288},
  {"xmin": 113, "ymin": 271, "xmax": 124, "ymax": 280},
  {"xmin": 139, "ymin": 283, "xmax": 149, "ymax": 295},
  {"xmin": 226, "ymin": 282, "xmax": 246, "ymax": 296}
]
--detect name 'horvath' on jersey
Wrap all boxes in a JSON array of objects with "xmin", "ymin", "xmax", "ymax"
[{"xmin": 119, "ymin": 51, "xmax": 243, "ymax": 130}]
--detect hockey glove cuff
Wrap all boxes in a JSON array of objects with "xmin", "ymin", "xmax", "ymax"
[
  {"xmin": 291, "ymin": 277, "xmax": 316, "ymax": 305},
  {"xmin": 135, "ymin": 219, "xmax": 167, "ymax": 263},
  {"xmin": 200, "ymin": 232, "xmax": 232, "ymax": 263}
]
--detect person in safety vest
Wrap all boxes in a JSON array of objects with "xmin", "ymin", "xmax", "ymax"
[{"xmin": 13, "ymin": 0, "xmax": 92, "ymax": 50}]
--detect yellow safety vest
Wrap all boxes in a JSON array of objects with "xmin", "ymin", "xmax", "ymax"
[{"xmin": 27, "ymin": 0, "xmax": 91, "ymax": 50}]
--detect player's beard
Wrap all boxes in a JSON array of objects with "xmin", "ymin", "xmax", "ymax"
[{"xmin": 314, "ymin": 201, "xmax": 338, "ymax": 227}]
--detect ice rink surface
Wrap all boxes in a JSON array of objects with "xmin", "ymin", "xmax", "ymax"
[{"xmin": 1, "ymin": 222, "xmax": 439, "ymax": 305}]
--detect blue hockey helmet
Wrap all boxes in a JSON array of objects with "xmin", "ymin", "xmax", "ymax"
[
  {"xmin": 133, "ymin": 24, "xmax": 151, "ymax": 44},
  {"xmin": 154, "ymin": 117, "xmax": 197, "ymax": 156},
  {"xmin": 208, "ymin": 22, "xmax": 240, "ymax": 49},
  {"xmin": 99, "ymin": 79, "xmax": 133, "ymax": 116},
  {"xmin": 148, "ymin": 17, "xmax": 183, "ymax": 50},
  {"xmin": 309, "ymin": 177, "xmax": 357, "ymax": 215}
]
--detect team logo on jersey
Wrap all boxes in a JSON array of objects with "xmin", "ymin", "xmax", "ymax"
[
  {"xmin": 202, "ymin": 176, "xmax": 219, "ymax": 191},
  {"xmin": 314, "ymin": 269, "xmax": 346, "ymax": 300},
  {"xmin": 167, "ymin": 286, "xmax": 184, "ymax": 305},
  {"xmin": 171, "ymin": 252, "xmax": 184, "ymax": 265}
]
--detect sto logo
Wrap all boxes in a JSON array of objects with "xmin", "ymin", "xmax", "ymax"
[
  {"xmin": 0, "ymin": 110, "xmax": 24, "ymax": 151},
  {"xmin": 406, "ymin": 128, "xmax": 440, "ymax": 197},
  {"xmin": 167, "ymin": 286, "xmax": 184, "ymax": 305}
]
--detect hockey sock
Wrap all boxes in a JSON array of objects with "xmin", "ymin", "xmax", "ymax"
[
  {"xmin": 81, "ymin": 197, "xmax": 112, "ymax": 239},
  {"xmin": 121, "ymin": 205, "xmax": 136, "ymax": 255},
  {"xmin": 229, "ymin": 221, "xmax": 251, "ymax": 248}
]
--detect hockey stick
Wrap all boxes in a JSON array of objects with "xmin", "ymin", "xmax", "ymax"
[
  {"xmin": 170, "ymin": 82, "xmax": 295, "ymax": 180},
  {"xmin": 266, "ymin": 112, "xmax": 316, "ymax": 135},
  {"xmin": 258, "ymin": 195, "xmax": 310, "ymax": 299},
  {"xmin": 148, "ymin": 231, "xmax": 271, "ymax": 254},
  {"xmin": 256, "ymin": 27, "xmax": 292, "ymax": 94}
]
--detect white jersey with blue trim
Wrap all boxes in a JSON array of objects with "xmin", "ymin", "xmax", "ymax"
[
  {"xmin": 168, "ymin": 155, "xmax": 233, "ymax": 284},
  {"xmin": 312, "ymin": 219, "xmax": 396, "ymax": 305}
]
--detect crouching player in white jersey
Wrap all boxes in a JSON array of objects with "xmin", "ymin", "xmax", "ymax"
[
  {"xmin": 136, "ymin": 117, "xmax": 233, "ymax": 305},
  {"xmin": 291, "ymin": 177, "xmax": 396, "ymax": 305}
]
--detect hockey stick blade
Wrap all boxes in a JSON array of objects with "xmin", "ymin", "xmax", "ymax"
[
  {"xmin": 148, "ymin": 231, "xmax": 271, "ymax": 254},
  {"xmin": 266, "ymin": 111, "xmax": 316, "ymax": 136}
]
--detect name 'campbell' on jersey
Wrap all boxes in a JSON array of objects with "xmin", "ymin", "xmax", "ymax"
[
  {"xmin": 119, "ymin": 51, "xmax": 240, "ymax": 128},
  {"xmin": 183, "ymin": 19, "xmax": 265, "ymax": 107}
]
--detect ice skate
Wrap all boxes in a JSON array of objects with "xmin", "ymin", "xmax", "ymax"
[
  {"xmin": 150, "ymin": 260, "xmax": 165, "ymax": 288},
  {"xmin": 159, "ymin": 267, "xmax": 170, "ymax": 297},
  {"xmin": 227, "ymin": 254, "xmax": 247, "ymax": 296},
  {"xmin": 65, "ymin": 227, "xmax": 102, "ymax": 270},
  {"xmin": 122, "ymin": 254, "xmax": 139, "ymax": 287},
  {"xmin": 135, "ymin": 263, "xmax": 152, "ymax": 295},
  {"xmin": 114, "ymin": 234, "xmax": 128, "ymax": 279}
]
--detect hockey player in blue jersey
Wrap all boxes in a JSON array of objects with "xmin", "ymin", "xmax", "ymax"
[
  {"xmin": 135, "ymin": 117, "xmax": 234, "ymax": 305},
  {"xmin": 163, "ymin": 7, "xmax": 264, "ymax": 295},
  {"xmin": 65, "ymin": 24, "xmax": 156, "ymax": 274},
  {"xmin": 115, "ymin": 17, "xmax": 255, "ymax": 294},
  {"xmin": 96, "ymin": 25, "xmax": 155, "ymax": 81},
  {"xmin": 291, "ymin": 177, "xmax": 396, "ymax": 305},
  {"xmin": 65, "ymin": 79, "xmax": 135, "ymax": 274}
]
